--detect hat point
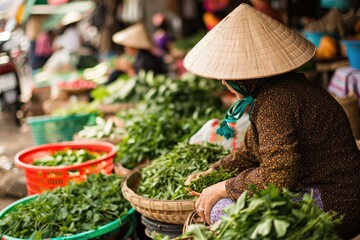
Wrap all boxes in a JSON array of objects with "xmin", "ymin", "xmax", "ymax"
[{"xmin": 183, "ymin": 3, "xmax": 315, "ymax": 80}]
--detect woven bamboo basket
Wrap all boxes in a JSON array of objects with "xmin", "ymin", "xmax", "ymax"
[
  {"xmin": 334, "ymin": 95, "xmax": 360, "ymax": 139},
  {"xmin": 182, "ymin": 210, "xmax": 206, "ymax": 234},
  {"xmin": 122, "ymin": 169, "xmax": 196, "ymax": 225}
]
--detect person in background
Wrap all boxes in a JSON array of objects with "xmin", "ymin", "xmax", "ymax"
[
  {"xmin": 32, "ymin": 30, "xmax": 54, "ymax": 70},
  {"xmin": 106, "ymin": 23, "xmax": 166, "ymax": 84},
  {"xmin": 184, "ymin": 4, "xmax": 360, "ymax": 239},
  {"xmin": 55, "ymin": 12, "xmax": 83, "ymax": 54},
  {"xmin": 152, "ymin": 12, "xmax": 174, "ymax": 59},
  {"xmin": 42, "ymin": 12, "xmax": 84, "ymax": 72}
]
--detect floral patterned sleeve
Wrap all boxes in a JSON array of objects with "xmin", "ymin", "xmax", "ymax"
[
  {"xmin": 211, "ymin": 126, "xmax": 260, "ymax": 173},
  {"xmin": 224, "ymin": 95, "xmax": 301, "ymax": 200}
]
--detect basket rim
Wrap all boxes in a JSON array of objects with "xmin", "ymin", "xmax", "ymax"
[
  {"xmin": 0, "ymin": 194, "xmax": 135, "ymax": 240},
  {"xmin": 14, "ymin": 141, "xmax": 117, "ymax": 171}
]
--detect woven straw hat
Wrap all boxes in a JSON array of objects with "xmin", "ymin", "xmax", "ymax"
[
  {"xmin": 112, "ymin": 23, "xmax": 154, "ymax": 50},
  {"xmin": 183, "ymin": 3, "xmax": 316, "ymax": 80},
  {"xmin": 61, "ymin": 12, "xmax": 82, "ymax": 26}
]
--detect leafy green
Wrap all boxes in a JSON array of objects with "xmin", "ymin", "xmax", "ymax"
[
  {"xmin": 0, "ymin": 174, "xmax": 131, "ymax": 238},
  {"xmin": 51, "ymin": 102, "xmax": 99, "ymax": 117},
  {"xmin": 136, "ymin": 142, "xmax": 229, "ymax": 200},
  {"xmin": 180, "ymin": 184, "xmax": 342, "ymax": 240},
  {"xmin": 188, "ymin": 167, "xmax": 236, "ymax": 194},
  {"xmin": 116, "ymin": 108, "xmax": 221, "ymax": 169},
  {"xmin": 33, "ymin": 149, "xmax": 104, "ymax": 166},
  {"xmin": 77, "ymin": 116, "xmax": 126, "ymax": 141}
]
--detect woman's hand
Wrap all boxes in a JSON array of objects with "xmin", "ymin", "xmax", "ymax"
[
  {"xmin": 195, "ymin": 181, "xmax": 228, "ymax": 224},
  {"xmin": 185, "ymin": 168, "xmax": 214, "ymax": 186}
]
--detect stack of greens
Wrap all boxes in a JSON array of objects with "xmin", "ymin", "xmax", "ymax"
[
  {"xmin": 113, "ymin": 71, "xmax": 225, "ymax": 169},
  {"xmin": 0, "ymin": 174, "xmax": 131, "ymax": 239},
  {"xmin": 91, "ymin": 71, "xmax": 224, "ymax": 116},
  {"xmin": 136, "ymin": 142, "xmax": 229, "ymax": 200},
  {"xmin": 51, "ymin": 102, "xmax": 99, "ymax": 117},
  {"xmin": 77, "ymin": 116, "xmax": 126, "ymax": 141},
  {"xmin": 116, "ymin": 109, "xmax": 221, "ymax": 169},
  {"xmin": 172, "ymin": 185, "xmax": 341, "ymax": 240}
]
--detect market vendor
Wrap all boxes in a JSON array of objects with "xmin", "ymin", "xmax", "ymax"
[
  {"xmin": 106, "ymin": 23, "xmax": 166, "ymax": 84},
  {"xmin": 184, "ymin": 4, "xmax": 360, "ymax": 239}
]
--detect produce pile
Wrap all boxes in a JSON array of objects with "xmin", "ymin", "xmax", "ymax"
[
  {"xmin": 0, "ymin": 174, "xmax": 131, "ymax": 239},
  {"xmin": 51, "ymin": 102, "xmax": 99, "ymax": 117},
  {"xmin": 158, "ymin": 185, "xmax": 341, "ymax": 240},
  {"xmin": 136, "ymin": 142, "xmax": 229, "ymax": 200},
  {"xmin": 113, "ymin": 71, "xmax": 224, "ymax": 169},
  {"xmin": 91, "ymin": 71, "xmax": 223, "ymax": 115},
  {"xmin": 32, "ymin": 149, "xmax": 104, "ymax": 167},
  {"xmin": 77, "ymin": 116, "xmax": 126, "ymax": 142},
  {"xmin": 116, "ymin": 109, "xmax": 220, "ymax": 169}
]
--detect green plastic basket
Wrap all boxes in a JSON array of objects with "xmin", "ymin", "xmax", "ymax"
[
  {"xmin": 0, "ymin": 195, "xmax": 136, "ymax": 240},
  {"xmin": 27, "ymin": 114, "xmax": 96, "ymax": 145}
]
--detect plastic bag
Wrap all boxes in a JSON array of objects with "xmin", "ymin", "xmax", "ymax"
[{"xmin": 189, "ymin": 114, "xmax": 250, "ymax": 151}]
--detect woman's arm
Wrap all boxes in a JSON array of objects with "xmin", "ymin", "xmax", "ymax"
[
  {"xmin": 211, "ymin": 126, "xmax": 260, "ymax": 173},
  {"xmin": 225, "ymin": 97, "xmax": 301, "ymax": 200}
]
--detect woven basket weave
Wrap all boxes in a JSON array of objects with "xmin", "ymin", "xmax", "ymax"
[{"xmin": 122, "ymin": 170, "xmax": 196, "ymax": 225}]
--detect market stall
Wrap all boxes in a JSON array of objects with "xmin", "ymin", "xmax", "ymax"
[{"xmin": 1, "ymin": 0, "xmax": 360, "ymax": 239}]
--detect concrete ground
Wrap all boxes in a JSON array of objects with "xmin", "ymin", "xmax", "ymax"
[{"xmin": 0, "ymin": 111, "xmax": 34, "ymax": 210}]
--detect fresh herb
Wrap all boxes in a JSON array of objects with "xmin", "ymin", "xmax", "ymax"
[
  {"xmin": 77, "ymin": 116, "xmax": 126, "ymax": 141},
  {"xmin": 33, "ymin": 149, "xmax": 104, "ymax": 166},
  {"xmin": 0, "ymin": 174, "xmax": 131, "ymax": 238},
  {"xmin": 51, "ymin": 102, "xmax": 99, "ymax": 117},
  {"xmin": 181, "ymin": 184, "xmax": 342, "ymax": 240},
  {"xmin": 136, "ymin": 142, "xmax": 229, "ymax": 200},
  {"xmin": 188, "ymin": 167, "xmax": 236, "ymax": 194}
]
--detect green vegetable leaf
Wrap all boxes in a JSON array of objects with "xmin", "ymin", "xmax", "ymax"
[{"xmin": 274, "ymin": 219, "xmax": 290, "ymax": 238}]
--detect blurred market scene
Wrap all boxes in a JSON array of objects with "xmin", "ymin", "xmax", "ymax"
[{"xmin": 0, "ymin": 0, "xmax": 360, "ymax": 239}]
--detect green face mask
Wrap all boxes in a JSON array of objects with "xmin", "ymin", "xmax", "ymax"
[{"xmin": 216, "ymin": 81, "xmax": 255, "ymax": 139}]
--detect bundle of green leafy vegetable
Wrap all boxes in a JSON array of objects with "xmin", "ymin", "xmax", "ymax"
[
  {"xmin": 188, "ymin": 167, "xmax": 236, "ymax": 194},
  {"xmin": 91, "ymin": 71, "xmax": 224, "ymax": 117},
  {"xmin": 0, "ymin": 174, "xmax": 131, "ymax": 239},
  {"xmin": 33, "ymin": 149, "xmax": 104, "ymax": 166},
  {"xmin": 140, "ymin": 71, "xmax": 224, "ymax": 118},
  {"xmin": 51, "ymin": 102, "xmax": 99, "ymax": 117},
  {"xmin": 116, "ymin": 108, "xmax": 222, "ymax": 169},
  {"xmin": 136, "ymin": 142, "xmax": 229, "ymax": 200},
  {"xmin": 177, "ymin": 184, "xmax": 342, "ymax": 240},
  {"xmin": 77, "ymin": 116, "xmax": 126, "ymax": 141}
]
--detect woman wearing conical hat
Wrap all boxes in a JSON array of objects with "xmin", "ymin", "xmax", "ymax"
[
  {"xmin": 106, "ymin": 23, "xmax": 166, "ymax": 84},
  {"xmin": 184, "ymin": 3, "xmax": 360, "ymax": 238}
]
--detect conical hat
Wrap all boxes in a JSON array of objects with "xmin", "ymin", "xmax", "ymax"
[
  {"xmin": 183, "ymin": 3, "xmax": 316, "ymax": 80},
  {"xmin": 61, "ymin": 12, "xmax": 82, "ymax": 26},
  {"xmin": 112, "ymin": 23, "xmax": 153, "ymax": 50}
]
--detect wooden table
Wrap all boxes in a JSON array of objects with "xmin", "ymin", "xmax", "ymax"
[{"xmin": 316, "ymin": 59, "xmax": 350, "ymax": 88}]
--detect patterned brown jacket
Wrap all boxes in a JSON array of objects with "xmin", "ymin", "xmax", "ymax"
[{"xmin": 212, "ymin": 72, "xmax": 360, "ymax": 239}]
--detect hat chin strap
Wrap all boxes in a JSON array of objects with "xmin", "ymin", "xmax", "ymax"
[{"xmin": 216, "ymin": 81, "xmax": 254, "ymax": 139}]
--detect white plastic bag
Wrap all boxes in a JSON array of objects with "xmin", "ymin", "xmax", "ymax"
[{"xmin": 189, "ymin": 114, "xmax": 250, "ymax": 151}]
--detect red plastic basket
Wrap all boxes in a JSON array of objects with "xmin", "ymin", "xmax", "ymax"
[{"xmin": 15, "ymin": 141, "xmax": 116, "ymax": 195}]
